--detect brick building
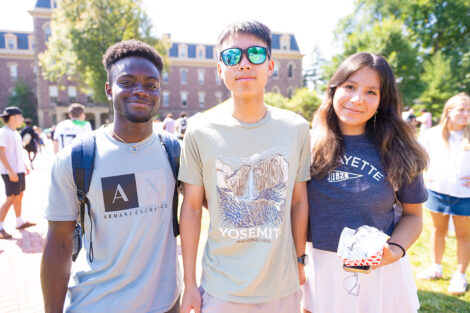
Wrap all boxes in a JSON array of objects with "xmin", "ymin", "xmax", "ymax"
[{"xmin": 0, "ymin": 0, "xmax": 303, "ymax": 127}]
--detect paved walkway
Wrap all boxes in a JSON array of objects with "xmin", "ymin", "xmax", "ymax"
[
  {"xmin": 0, "ymin": 144, "xmax": 207, "ymax": 313},
  {"xmin": 0, "ymin": 146, "xmax": 53, "ymax": 313}
]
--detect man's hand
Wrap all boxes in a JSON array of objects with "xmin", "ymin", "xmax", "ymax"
[
  {"xmin": 180, "ymin": 284, "xmax": 202, "ymax": 313},
  {"xmin": 298, "ymin": 263, "xmax": 306, "ymax": 285},
  {"xmin": 8, "ymin": 170, "xmax": 18, "ymax": 182},
  {"xmin": 25, "ymin": 165, "xmax": 30, "ymax": 175}
]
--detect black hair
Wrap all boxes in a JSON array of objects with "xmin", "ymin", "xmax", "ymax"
[
  {"xmin": 102, "ymin": 39, "xmax": 163, "ymax": 81},
  {"xmin": 216, "ymin": 20, "xmax": 272, "ymax": 55},
  {"xmin": 25, "ymin": 118, "xmax": 33, "ymax": 126}
]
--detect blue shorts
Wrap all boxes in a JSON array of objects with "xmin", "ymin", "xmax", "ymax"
[{"xmin": 425, "ymin": 189, "xmax": 470, "ymax": 216}]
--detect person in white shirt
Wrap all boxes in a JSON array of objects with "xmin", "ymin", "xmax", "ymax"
[
  {"xmin": 418, "ymin": 92, "xmax": 470, "ymax": 295},
  {"xmin": 53, "ymin": 103, "xmax": 92, "ymax": 154},
  {"xmin": 0, "ymin": 107, "xmax": 35, "ymax": 239},
  {"xmin": 417, "ymin": 108, "xmax": 432, "ymax": 134},
  {"xmin": 162, "ymin": 113, "xmax": 176, "ymax": 134}
]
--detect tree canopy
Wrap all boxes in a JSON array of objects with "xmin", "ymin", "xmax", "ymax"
[
  {"xmin": 312, "ymin": 0, "xmax": 470, "ymax": 115},
  {"xmin": 8, "ymin": 80, "xmax": 37, "ymax": 124},
  {"xmin": 39, "ymin": 0, "xmax": 170, "ymax": 104}
]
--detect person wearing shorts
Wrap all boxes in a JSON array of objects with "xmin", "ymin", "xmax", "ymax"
[{"xmin": 0, "ymin": 106, "xmax": 34, "ymax": 239}]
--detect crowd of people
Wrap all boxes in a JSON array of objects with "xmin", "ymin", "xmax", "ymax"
[{"xmin": 0, "ymin": 19, "xmax": 468, "ymax": 313}]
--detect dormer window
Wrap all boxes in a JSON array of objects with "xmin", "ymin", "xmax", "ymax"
[
  {"xmin": 280, "ymin": 34, "xmax": 291, "ymax": 51},
  {"xmin": 196, "ymin": 45, "xmax": 205, "ymax": 59},
  {"xmin": 178, "ymin": 44, "xmax": 188, "ymax": 58},
  {"xmin": 4, "ymin": 34, "xmax": 17, "ymax": 50}
]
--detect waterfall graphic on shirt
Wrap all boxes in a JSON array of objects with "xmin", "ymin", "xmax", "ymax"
[{"xmin": 216, "ymin": 153, "xmax": 288, "ymax": 229}]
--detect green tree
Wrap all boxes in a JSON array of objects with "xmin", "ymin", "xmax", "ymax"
[
  {"xmin": 8, "ymin": 80, "xmax": 37, "ymax": 124},
  {"xmin": 327, "ymin": 17, "xmax": 424, "ymax": 106},
  {"xmin": 39, "ymin": 0, "xmax": 170, "ymax": 104},
  {"xmin": 265, "ymin": 89, "xmax": 321, "ymax": 121},
  {"xmin": 419, "ymin": 51, "xmax": 458, "ymax": 115}
]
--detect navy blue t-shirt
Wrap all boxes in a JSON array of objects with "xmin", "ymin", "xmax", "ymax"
[{"xmin": 307, "ymin": 134, "xmax": 428, "ymax": 252}]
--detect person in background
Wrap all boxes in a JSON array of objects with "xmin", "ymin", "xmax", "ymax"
[
  {"xmin": 303, "ymin": 52, "xmax": 428, "ymax": 313},
  {"xmin": 175, "ymin": 112, "xmax": 188, "ymax": 140},
  {"xmin": 417, "ymin": 108, "xmax": 432, "ymax": 134},
  {"xmin": 417, "ymin": 92, "xmax": 470, "ymax": 295},
  {"xmin": 53, "ymin": 103, "xmax": 92, "ymax": 154},
  {"xmin": 0, "ymin": 107, "xmax": 35, "ymax": 239},
  {"xmin": 163, "ymin": 113, "xmax": 176, "ymax": 134},
  {"xmin": 20, "ymin": 118, "xmax": 39, "ymax": 168}
]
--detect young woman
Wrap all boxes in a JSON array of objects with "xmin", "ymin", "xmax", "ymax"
[
  {"xmin": 302, "ymin": 52, "xmax": 428, "ymax": 313},
  {"xmin": 417, "ymin": 93, "xmax": 470, "ymax": 295}
]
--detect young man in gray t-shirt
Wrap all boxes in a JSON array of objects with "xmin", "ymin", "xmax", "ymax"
[
  {"xmin": 179, "ymin": 21, "xmax": 310, "ymax": 313},
  {"xmin": 41, "ymin": 40, "xmax": 181, "ymax": 313}
]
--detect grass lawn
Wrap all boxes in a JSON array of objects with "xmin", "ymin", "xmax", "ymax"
[{"xmin": 408, "ymin": 210, "xmax": 470, "ymax": 312}]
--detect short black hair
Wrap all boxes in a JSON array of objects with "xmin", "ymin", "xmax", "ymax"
[
  {"xmin": 25, "ymin": 118, "xmax": 33, "ymax": 126},
  {"xmin": 102, "ymin": 40, "xmax": 163, "ymax": 81},
  {"xmin": 216, "ymin": 20, "xmax": 272, "ymax": 56}
]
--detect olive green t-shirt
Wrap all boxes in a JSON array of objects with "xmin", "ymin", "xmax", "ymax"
[{"xmin": 179, "ymin": 101, "xmax": 311, "ymax": 303}]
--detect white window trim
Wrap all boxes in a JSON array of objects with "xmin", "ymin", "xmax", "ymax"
[
  {"xmin": 162, "ymin": 71, "xmax": 169, "ymax": 84},
  {"xmin": 162, "ymin": 91, "xmax": 170, "ymax": 108},
  {"xmin": 198, "ymin": 69, "xmax": 205, "ymax": 85},
  {"xmin": 4, "ymin": 33, "xmax": 17, "ymax": 50},
  {"xmin": 196, "ymin": 45, "xmax": 205, "ymax": 59},
  {"xmin": 287, "ymin": 62, "xmax": 296, "ymax": 79},
  {"xmin": 280, "ymin": 34, "xmax": 291, "ymax": 51},
  {"xmin": 273, "ymin": 61, "xmax": 280, "ymax": 79},
  {"xmin": 181, "ymin": 91, "xmax": 188, "ymax": 107},
  {"xmin": 198, "ymin": 92, "xmax": 205, "ymax": 108},
  {"xmin": 180, "ymin": 68, "xmax": 188, "ymax": 85},
  {"xmin": 178, "ymin": 44, "xmax": 188, "ymax": 58},
  {"xmin": 8, "ymin": 62, "xmax": 18, "ymax": 80}
]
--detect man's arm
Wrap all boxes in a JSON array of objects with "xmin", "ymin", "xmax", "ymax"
[
  {"xmin": 0, "ymin": 146, "xmax": 18, "ymax": 182},
  {"xmin": 41, "ymin": 220, "xmax": 75, "ymax": 313},
  {"xmin": 291, "ymin": 181, "xmax": 308, "ymax": 285},
  {"xmin": 180, "ymin": 183, "xmax": 204, "ymax": 313},
  {"xmin": 53, "ymin": 140, "xmax": 59, "ymax": 154}
]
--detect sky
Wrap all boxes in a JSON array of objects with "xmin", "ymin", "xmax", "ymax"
[{"xmin": 0, "ymin": 0, "xmax": 355, "ymax": 68}]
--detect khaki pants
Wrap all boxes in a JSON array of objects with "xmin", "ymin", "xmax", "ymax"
[{"xmin": 200, "ymin": 288, "xmax": 302, "ymax": 313}]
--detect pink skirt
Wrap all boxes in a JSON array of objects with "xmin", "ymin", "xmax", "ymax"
[{"xmin": 301, "ymin": 244, "xmax": 419, "ymax": 313}]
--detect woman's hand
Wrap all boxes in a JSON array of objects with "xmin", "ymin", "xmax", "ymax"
[{"xmin": 371, "ymin": 243, "xmax": 402, "ymax": 269}]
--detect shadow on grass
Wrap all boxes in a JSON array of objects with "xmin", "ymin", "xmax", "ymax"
[{"xmin": 418, "ymin": 290, "xmax": 469, "ymax": 313}]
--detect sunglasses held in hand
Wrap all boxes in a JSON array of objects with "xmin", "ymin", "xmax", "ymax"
[{"xmin": 219, "ymin": 46, "xmax": 270, "ymax": 66}]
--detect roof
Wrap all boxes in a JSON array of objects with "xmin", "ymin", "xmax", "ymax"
[
  {"xmin": 0, "ymin": 32, "xmax": 31, "ymax": 50},
  {"xmin": 35, "ymin": 0, "xmax": 56, "ymax": 9},
  {"xmin": 169, "ymin": 32, "xmax": 300, "ymax": 59}
]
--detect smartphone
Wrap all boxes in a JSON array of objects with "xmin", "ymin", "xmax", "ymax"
[{"xmin": 343, "ymin": 264, "xmax": 371, "ymax": 274}]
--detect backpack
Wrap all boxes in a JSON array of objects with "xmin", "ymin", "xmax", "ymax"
[{"xmin": 71, "ymin": 131, "xmax": 181, "ymax": 262}]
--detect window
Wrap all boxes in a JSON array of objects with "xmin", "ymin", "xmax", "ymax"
[
  {"xmin": 198, "ymin": 70, "xmax": 205, "ymax": 85},
  {"xmin": 7, "ymin": 38, "xmax": 15, "ymax": 49},
  {"xmin": 178, "ymin": 44, "xmax": 187, "ymax": 58},
  {"xmin": 162, "ymin": 71, "xmax": 169, "ymax": 83},
  {"xmin": 215, "ymin": 70, "xmax": 221, "ymax": 85},
  {"xmin": 272, "ymin": 86, "xmax": 280, "ymax": 93},
  {"xmin": 287, "ymin": 87, "xmax": 294, "ymax": 99},
  {"xmin": 280, "ymin": 34, "xmax": 290, "ymax": 51},
  {"xmin": 197, "ymin": 45, "xmax": 205, "ymax": 59},
  {"xmin": 44, "ymin": 24, "xmax": 52, "ymax": 42},
  {"xmin": 68, "ymin": 86, "xmax": 77, "ymax": 103},
  {"xmin": 87, "ymin": 91, "xmax": 94, "ymax": 104},
  {"xmin": 198, "ymin": 92, "xmax": 205, "ymax": 108},
  {"xmin": 9, "ymin": 64, "xmax": 18, "ymax": 80},
  {"xmin": 288, "ymin": 63, "xmax": 294, "ymax": 79},
  {"xmin": 33, "ymin": 65, "xmax": 37, "ymax": 79},
  {"xmin": 162, "ymin": 91, "xmax": 170, "ymax": 107},
  {"xmin": 181, "ymin": 91, "xmax": 188, "ymax": 107},
  {"xmin": 181, "ymin": 69, "xmax": 187, "ymax": 85},
  {"xmin": 49, "ymin": 85, "xmax": 58, "ymax": 104},
  {"xmin": 273, "ymin": 62, "xmax": 279, "ymax": 78},
  {"xmin": 215, "ymin": 92, "xmax": 222, "ymax": 104}
]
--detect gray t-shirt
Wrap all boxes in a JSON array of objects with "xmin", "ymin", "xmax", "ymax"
[
  {"xmin": 179, "ymin": 102, "xmax": 311, "ymax": 303},
  {"xmin": 308, "ymin": 134, "xmax": 427, "ymax": 252},
  {"xmin": 45, "ymin": 127, "xmax": 181, "ymax": 313}
]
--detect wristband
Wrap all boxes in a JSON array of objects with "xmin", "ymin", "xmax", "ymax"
[{"xmin": 388, "ymin": 242, "xmax": 406, "ymax": 258}]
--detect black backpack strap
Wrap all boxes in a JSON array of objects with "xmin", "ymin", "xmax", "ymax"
[
  {"xmin": 71, "ymin": 132, "xmax": 96, "ymax": 262},
  {"xmin": 158, "ymin": 133, "xmax": 181, "ymax": 237}
]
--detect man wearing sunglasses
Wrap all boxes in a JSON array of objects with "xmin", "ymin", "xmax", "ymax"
[{"xmin": 179, "ymin": 20, "xmax": 310, "ymax": 313}]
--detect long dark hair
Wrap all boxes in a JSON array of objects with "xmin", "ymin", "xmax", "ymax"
[{"xmin": 311, "ymin": 52, "xmax": 428, "ymax": 188}]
